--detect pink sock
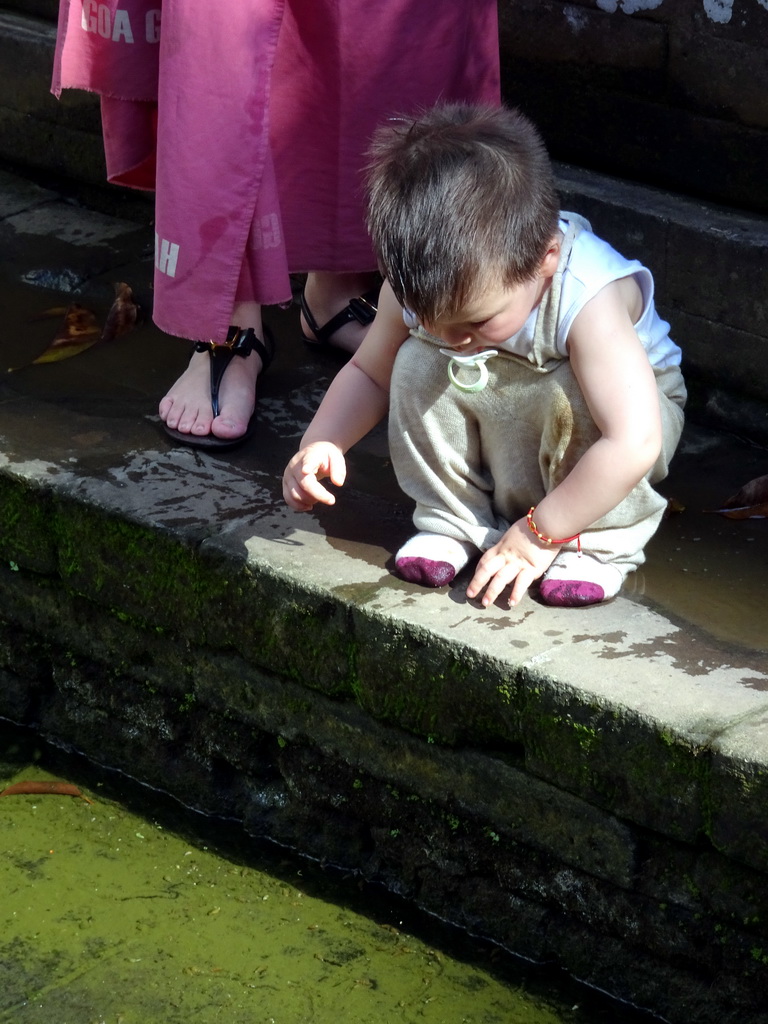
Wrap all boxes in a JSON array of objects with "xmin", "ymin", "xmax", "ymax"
[
  {"xmin": 539, "ymin": 552, "xmax": 624, "ymax": 608},
  {"xmin": 395, "ymin": 532, "xmax": 475, "ymax": 588}
]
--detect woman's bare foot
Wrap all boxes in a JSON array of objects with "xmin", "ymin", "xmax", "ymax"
[
  {"xmin": 158, "ymin": 303, "xmax": 265, "ymax": 442},
  {"xmin": 300, "ymin": 271, "xmax": 380, "ymax": 354}
]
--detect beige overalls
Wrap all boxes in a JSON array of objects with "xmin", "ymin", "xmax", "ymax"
[{"xmin": 388, "ymin": 217, "xmax": 686, "ymax": 580}]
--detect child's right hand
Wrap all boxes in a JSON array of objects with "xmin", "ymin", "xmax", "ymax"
[{"xmin": 283, "ymin": 442, "xmax": 347, "ymax": 511}]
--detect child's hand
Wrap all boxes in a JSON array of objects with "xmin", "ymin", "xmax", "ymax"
[
  {"xmin": 466, "ymin": 518, "xmax": 559, "ymax": 608},
  {"xmin": 283, "ymin": 442, "xmax": 347, "ymax": 511}
]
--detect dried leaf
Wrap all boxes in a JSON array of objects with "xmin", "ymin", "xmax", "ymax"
[
  {"xmin": 8, "ymin": 283, "xmax": 140, "ymax": 373},
  {"xmin": 100, "ymin": 281, "xmax": 139, "ymax": 343},
  {"xmin": 6, "ymin": 303, "xmax": 100, "ymax": 371},
  {"xmin": 30, "ymin": 302, "xmax": 101, "ymax": 365},
  {"xmin": 706, "ymin": 473, "xmax": 768, "ymax": 519}
]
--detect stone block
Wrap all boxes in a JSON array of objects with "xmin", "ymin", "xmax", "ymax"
[
  {"xmin": 498, "ymin": 0, "xmax": 667, "ymax": 71},
  {"xmin": 666, "ymin": 216, "xmax": 768, "ymax": 337},
  {"xmin": 0, "ymin": 667, "xmax": 40, "ymax": 721},
  {"xmin": 709, "ymin": 715, "xmax": 768, "ymax": 875},
  {"xmin": 673, "ymin": 312, "xmax": 768, "ymax": 404},
  {"xmin": 688, "ymin": 0, "xmax": 768, "ymax": 46},
  {"xmin": 688, "ymin": 384, "xmax": 768, "ymax": 445},
  {"xmin": 0, "ymin": 620, "xmax": 50, "ymax": 689},
  {"xmin": 352, "ymin": 609, "xmax": 521, "ymax": 745},
  {"xmin": 4, "ymin": 1, "xmax": 58, "ymax": 20},
  {"xmin": 520, "ymin": 679, "xmax": 709, "ymax": 844},
  {"xmin": 0, "ymin": 108, "xmax": 107, "ymax": 187},
  {"xmin": 229, "ymin": 567, "xmax": 356, "ymax": 696},
  {"xmin": 0, "ymin": 10, "xmax": 106, "ymax": 184},
  {"xmin": 669, "ymin": 29, "xmax": 768, "ymax": 127},
  {"xmin": 555, "ymin": 164, "xmax": 671, "ymax": 288},
  {"xmin": 689, "ymin": 846, "xmax": 768, "ymax": 926},
  {"xmin": 0, "ymin": 12, "xmax": 58, "ymax": 116},
  {"xmin": 0, "ymin": 475, "xmax": 58, "ymax": 574},
  {"xmin": 0, "ymin": 168, "xmax": 58, "ymax": 217}
]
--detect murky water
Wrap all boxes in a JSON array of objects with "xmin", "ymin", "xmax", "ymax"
[{"xmin": 0, "ymin": 724, "xmax": 660, "ymax": 1024}]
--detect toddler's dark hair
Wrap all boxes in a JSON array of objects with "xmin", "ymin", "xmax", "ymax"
[{"xmin": 366, "ymin": 103, "xmax": 559, "ymax": 323}]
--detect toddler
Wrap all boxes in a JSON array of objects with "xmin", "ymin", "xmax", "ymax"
[{"xmin": 283, "ymin": 104, "xmax": 686, "ymax": 608}]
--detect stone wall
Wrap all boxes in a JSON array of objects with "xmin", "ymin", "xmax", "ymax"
[
  {"xmin": 7, "ymin": 1, "xmax": 768, "ymax": 214},
  {"xmin": 0, "ymin": 5, "xmax": 106, "ymax": 190},
  {"xmin": 1, "ymin": 466, "xmax": 768, "ymax": 1024},
  {"xmin": 498, "ymin": 0, "xmax": 768, "ymax": 214}
]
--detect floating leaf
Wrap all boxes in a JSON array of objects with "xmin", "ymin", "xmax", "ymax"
[
  {"xmin": 31, "ymin": 302, "xmax": 101, "ymax": 365},
  {"xmin": 100, "ymin": 281, "xmax": 140, "ymax": 343},
  {"xmin": 8, "ymin": 282, "xmax": 140, "ymax": 373},
  {"xmin": 7, "ymin": 303, "xmax": 100, "ymax": 372},
  {"xmin": 706, "ymin": 473, "xmax": 768, "ymax": 519}
]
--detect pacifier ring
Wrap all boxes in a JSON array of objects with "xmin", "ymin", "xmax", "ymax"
[
  {"xmin": 447, "ymin": 359, "xmax": 490, "ymax": 393},
  {"xmin": 442, "ymin": 348, "xmax": 499, "ymax": 393}
]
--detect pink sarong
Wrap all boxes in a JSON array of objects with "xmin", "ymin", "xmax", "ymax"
[{"xmin": 53, "ymin": 1, "xmax": 500, "ymax": 342}]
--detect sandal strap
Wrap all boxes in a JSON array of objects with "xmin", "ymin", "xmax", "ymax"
[
  {"xmin": 300, "ymin": 287, "xmax": 379, "ymax": 347},
  {"xmin": 194, "ymin": 325, "xmax": 275, "ymax": 417},
  {"xmin": 194, "ymin": 325, "xmax": 275, "ymax": 367}
]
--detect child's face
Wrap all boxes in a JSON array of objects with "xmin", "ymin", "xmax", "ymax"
[
  {"xmin": 423, "ymin": 276, "xmax": 548, "ymax": 352},
  {"xmin": 422, "ymin": 241, "xmax": 561, "ymax": 351}
]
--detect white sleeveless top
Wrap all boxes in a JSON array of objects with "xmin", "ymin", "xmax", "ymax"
[{"xmin": 404, "ymin": 216, "xmax": 682, "ymax": 371}]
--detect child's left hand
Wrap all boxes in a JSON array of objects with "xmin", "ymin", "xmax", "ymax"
[{"xmin": 466, "ymin": 518, "xmax": 559, "ymax": 608}]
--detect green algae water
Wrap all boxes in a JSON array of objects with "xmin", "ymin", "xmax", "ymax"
[{"xmin": 0, "ymin": 725, "xmax": 657, "ymax": 1024}]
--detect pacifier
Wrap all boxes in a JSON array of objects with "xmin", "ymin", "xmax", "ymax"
[{"xmin": 440, "ymin": 348, "xmax": 499, "ymax": 393}]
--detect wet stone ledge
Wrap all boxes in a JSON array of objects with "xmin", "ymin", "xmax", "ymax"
[{"xmin": 1, "ymin": 467, "xmax": 768, "ymax": 1024}]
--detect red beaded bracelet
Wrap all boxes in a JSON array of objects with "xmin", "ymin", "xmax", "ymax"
[{"xmin": 526, "ymin": 506, "xmax": 582, "ymax": 554}]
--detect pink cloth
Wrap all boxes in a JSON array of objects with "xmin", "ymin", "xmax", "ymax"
[{"xmin": 53, "ymin": 1, "xmax": 500, "ymax": 342}]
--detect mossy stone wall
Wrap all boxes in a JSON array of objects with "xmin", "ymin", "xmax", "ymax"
[{"xmin": 1, "ymin": 470, "xmax": 768, "ymax": 1024}]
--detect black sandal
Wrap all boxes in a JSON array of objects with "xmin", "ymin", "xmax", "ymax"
[
  {"xmin": 300, "ymin": 286, "xmax": 379, "ymax": 348},
  {"xmin": 163, "ymin": 324, "xmax": 275, "ymax": 451}
]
